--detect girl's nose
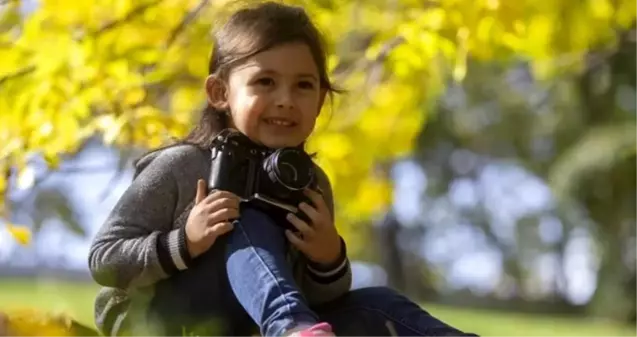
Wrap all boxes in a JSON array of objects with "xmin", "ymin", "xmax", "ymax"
[{"xmin": 275, "ymin": 87, "xmax": 295, "ymax": 110}]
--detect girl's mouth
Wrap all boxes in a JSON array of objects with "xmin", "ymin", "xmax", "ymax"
[{"xmin": 263, "ymin": 117, "xmax": 297, "ymax": 127}]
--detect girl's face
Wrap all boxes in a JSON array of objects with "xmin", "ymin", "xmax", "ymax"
[{"xmin": 206, "ymin": 42, "xmax": 325, "ymax": 149}]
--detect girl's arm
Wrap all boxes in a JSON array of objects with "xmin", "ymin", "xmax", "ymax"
[
  {"xmin": 88, "ymin": 145, "xmax": 195, "ymax": 290},
  {"xmin": 300, "ymin": 166, "xmax": 353, "ymax": 305}
]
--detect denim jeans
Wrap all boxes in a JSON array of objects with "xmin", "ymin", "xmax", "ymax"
[{"xmin": 145, "ymin": 207, "xmax": 475, "ymax": 336}]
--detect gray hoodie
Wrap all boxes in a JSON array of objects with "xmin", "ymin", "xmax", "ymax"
[{"xmin": 88, "ymin": 143, "xmax": 352, "ymax": 335}]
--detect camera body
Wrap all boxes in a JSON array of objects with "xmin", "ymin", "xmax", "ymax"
[{"xmin": 208, "ymin": 129, "xmax": 318, "ymax": 228}]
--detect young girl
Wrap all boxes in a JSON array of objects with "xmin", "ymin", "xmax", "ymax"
[{"xmin": 88, "ymin": 2, "xmax": 476, "ymax": 336}]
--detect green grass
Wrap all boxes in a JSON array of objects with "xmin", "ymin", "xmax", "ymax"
[
  {"xmin": 0, "ymin": 277, "xmax": 100, "ymax": 326},
  {"xmin": 0, "ymin": 277, "xmax": 634, "ymax": 336},
  {"xmin": 425, "ymin": 304, "xmax": 635, "ymax": 336}
]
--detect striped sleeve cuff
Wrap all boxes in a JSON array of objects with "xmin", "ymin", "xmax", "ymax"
[
  {"xmin": 101, "ymin": 299, "xmax": 130, "ymax": 337},
  {"xmin": 157, "ymin": 226, "xmax": 192, "ymax": 275},
  {"xmin": 109, "ymin": 310, "xmax": 128, "ymax": 337},
  {"xmin": 305, "ymin": 237, "xmax": 349, "ymax": 283}
]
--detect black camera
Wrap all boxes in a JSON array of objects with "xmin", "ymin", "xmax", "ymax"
[{"xmin": 208, "ymin": 129, "xmax": 318, "ymax": 229}]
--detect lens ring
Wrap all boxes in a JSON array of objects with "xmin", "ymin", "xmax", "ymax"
[{"xmin": 267, "ymin": 148, "xmax": 314, "ymax": 190}]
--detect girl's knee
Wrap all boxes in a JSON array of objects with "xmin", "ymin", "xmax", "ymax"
[{"xmin": 343, "ymin": 286, "xmax": 437, "ymax": 318}]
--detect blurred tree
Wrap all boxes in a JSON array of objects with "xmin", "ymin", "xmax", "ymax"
[
  {"xmin": 415, "ymin": 61, "xmax": 592, "ymax": 311},
  {"xmin": 409, "ymin": 26, "xmax": 635, "ymax": 321},
  {"xmin": 568, "ymin": 29, "xmax": 636, "ymax": 322},
  {"xmin": 0, "ymin": 0, "xmax": 634, "ymax": 256}
]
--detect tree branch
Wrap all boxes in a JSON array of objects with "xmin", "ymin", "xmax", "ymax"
[
  {"xmin": 0, "ymin": 0, "xmax": 18, "ymax": 6},
  {"xmin": 5, "ymin": 139, "xmax": 96, "ymax": 208},
  {"xmin": 0, "ymin": 0, "xmax": 165, "ymax": 86},
  {"xmin": 0, "ymin": 66, "xmax": 35, "ymax": 87},
  {"xmin": 93, "ymin": 0, "xmax": 164, "ymax": 36},
  {"xmin": 329, "ymin": 35, "xmax": 406, "ymax": 130},
  {"xmin": 364, "ymin": 35, "xmax": 406, "ymax": 86},
  {"xmin": 165, "ymin": 0, "xmax": 210, "ymax": 48},
  {"xmin": 6, "ymin": 162, "xmax": 117, "ymax": 217},
  {"xmin": 56, "ymin": 164, "xmax": 118, "ymax": 174}
]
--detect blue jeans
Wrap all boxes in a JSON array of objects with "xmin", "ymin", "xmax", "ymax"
[{"xmin": 145, "ymin": 207, "xmax": 474, "ymax": 336}]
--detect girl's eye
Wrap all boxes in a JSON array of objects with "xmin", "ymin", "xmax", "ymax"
[
  {"xmin": 255, "ymin": 77, "xmax": 274, "ymax": 86},
  {"xmin": 298, "ymin": 81, "xmax": 315, "ymax": 89}
]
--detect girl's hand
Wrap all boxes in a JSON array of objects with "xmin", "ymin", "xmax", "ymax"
[
  {"xmin": 285, "ymin": 188, "xmax": 342, "ymax": 266},
  {"xmin": 185, "ymin": 179, "xmax": 240, "ymax": 258}
]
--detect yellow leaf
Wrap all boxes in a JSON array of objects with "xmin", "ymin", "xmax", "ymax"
[
  {"xmin": 106, "ymin": 60, "xmax": 130, "ymax": 81},
  {"xmin": 309, "ymin": 133, "xmax": 352, "ymax": 160},
  {"xmin": 123, "ymin": 87, "xmax": 146, "ymax": 106},
  {"xmin": 453, "ymin": 27, "xmax": 469, "ymax": 82},
  {"xmin": 419, "ymin": 8, "xmax": 446, "ymax": 30},
  {"xmin": 96, "ymin": 114, "xmax": 129, "ymax": 145},
  {"xmin": 327, "ymin": 54, "xmax": 339, "ymax": 73},
  {"xmin": 589, "ymin": 0, "xmax": 613, "ymax": 20},
  {"xmin": 6, "ymin": 224, "xmax": 32, "ymax": 246},
  {"xmin": 170, "ymin": 86, "xmax": 203, "ymax": 114},
  {"xmin": 4, "ymin": 309, "xmax": 73, "ymax": 336},
  {"xmin": 43, "ymin": 152, "xmax": 61, "ymax": 170}
]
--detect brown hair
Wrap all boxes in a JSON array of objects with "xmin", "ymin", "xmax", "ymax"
[
  {"xmin": 184, "ymin": 0, "xmax": 340, "ymax": 149},
  {"xmin": 134, "ymin": 1, "xmax": 339, "ymax": 168}
]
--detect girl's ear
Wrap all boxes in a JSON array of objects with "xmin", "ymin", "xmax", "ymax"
[{"xmin": 205, "ymin": 75, "xmax": 229, "ymax": 110}]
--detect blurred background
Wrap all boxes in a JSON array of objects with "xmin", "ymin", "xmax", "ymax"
[{"xmin": 0, "ymin": 0, "xmax": 635, "ymax": 336}]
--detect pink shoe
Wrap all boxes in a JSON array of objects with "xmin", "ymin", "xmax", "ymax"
[{"xmin": 291, "ymin": 322, "xmax": 335, "ymax": 337}]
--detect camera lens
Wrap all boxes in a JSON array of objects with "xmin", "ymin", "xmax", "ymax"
[{"xmin": 263, "ymin": 148, "xmax": 314, "ymax": 190}]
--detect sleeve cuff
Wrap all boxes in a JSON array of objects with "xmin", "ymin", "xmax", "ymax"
[
  {"xmin": 157, "ymin": 226, "xmax": 192, "ymax": 275},
  {"xmin": 306, "ymin": 237, "xmax": 349, "ymax": 283}
]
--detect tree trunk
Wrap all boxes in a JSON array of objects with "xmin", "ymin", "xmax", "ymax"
[
  {"xmin": 589, "ymin": 157, "xmax": 636, "ymax": 321},
  {"xmin": 587, "ymin": 210, "xmax": 631, "ymax": 320},
  {"xmin": 577, "ymin": 28, "xmax": 636, "ymax": 322},
  {"xmin": 375, "ymin": 210, "xmax": 407, "ymax": 292}
]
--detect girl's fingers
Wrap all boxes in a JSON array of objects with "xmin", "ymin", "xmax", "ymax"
[
  {"xmin": 205, "ymin": 221, "xmax": 234, "ymax": 237},
  {"xmin": 204, "ymin": 190, "xmax": 240, "ymax": 204},
  {"xmin": 206, "ymin": 197, "xmax": 240, "ymax": 213},
  {"xmin": 287, "ymin": 213, "xmax": 315, "ymax": 238},
  {"xmin": 285, "ymin": 230, "xmax": 309, "ymax": 253},
  {"xmin": 298, "ymin": 202, "xmax": 321, "ymax": 226},
  {"xmin": 303, "ymin": 189, "xmax": 327, "ymax": 214},
  {"xmin": 208, "ymin": 208, "xmax": 239, "ymax": 224},
  {"xmin": 195, "ymin": 179, "xmax": 207, "ymax": 204}
]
